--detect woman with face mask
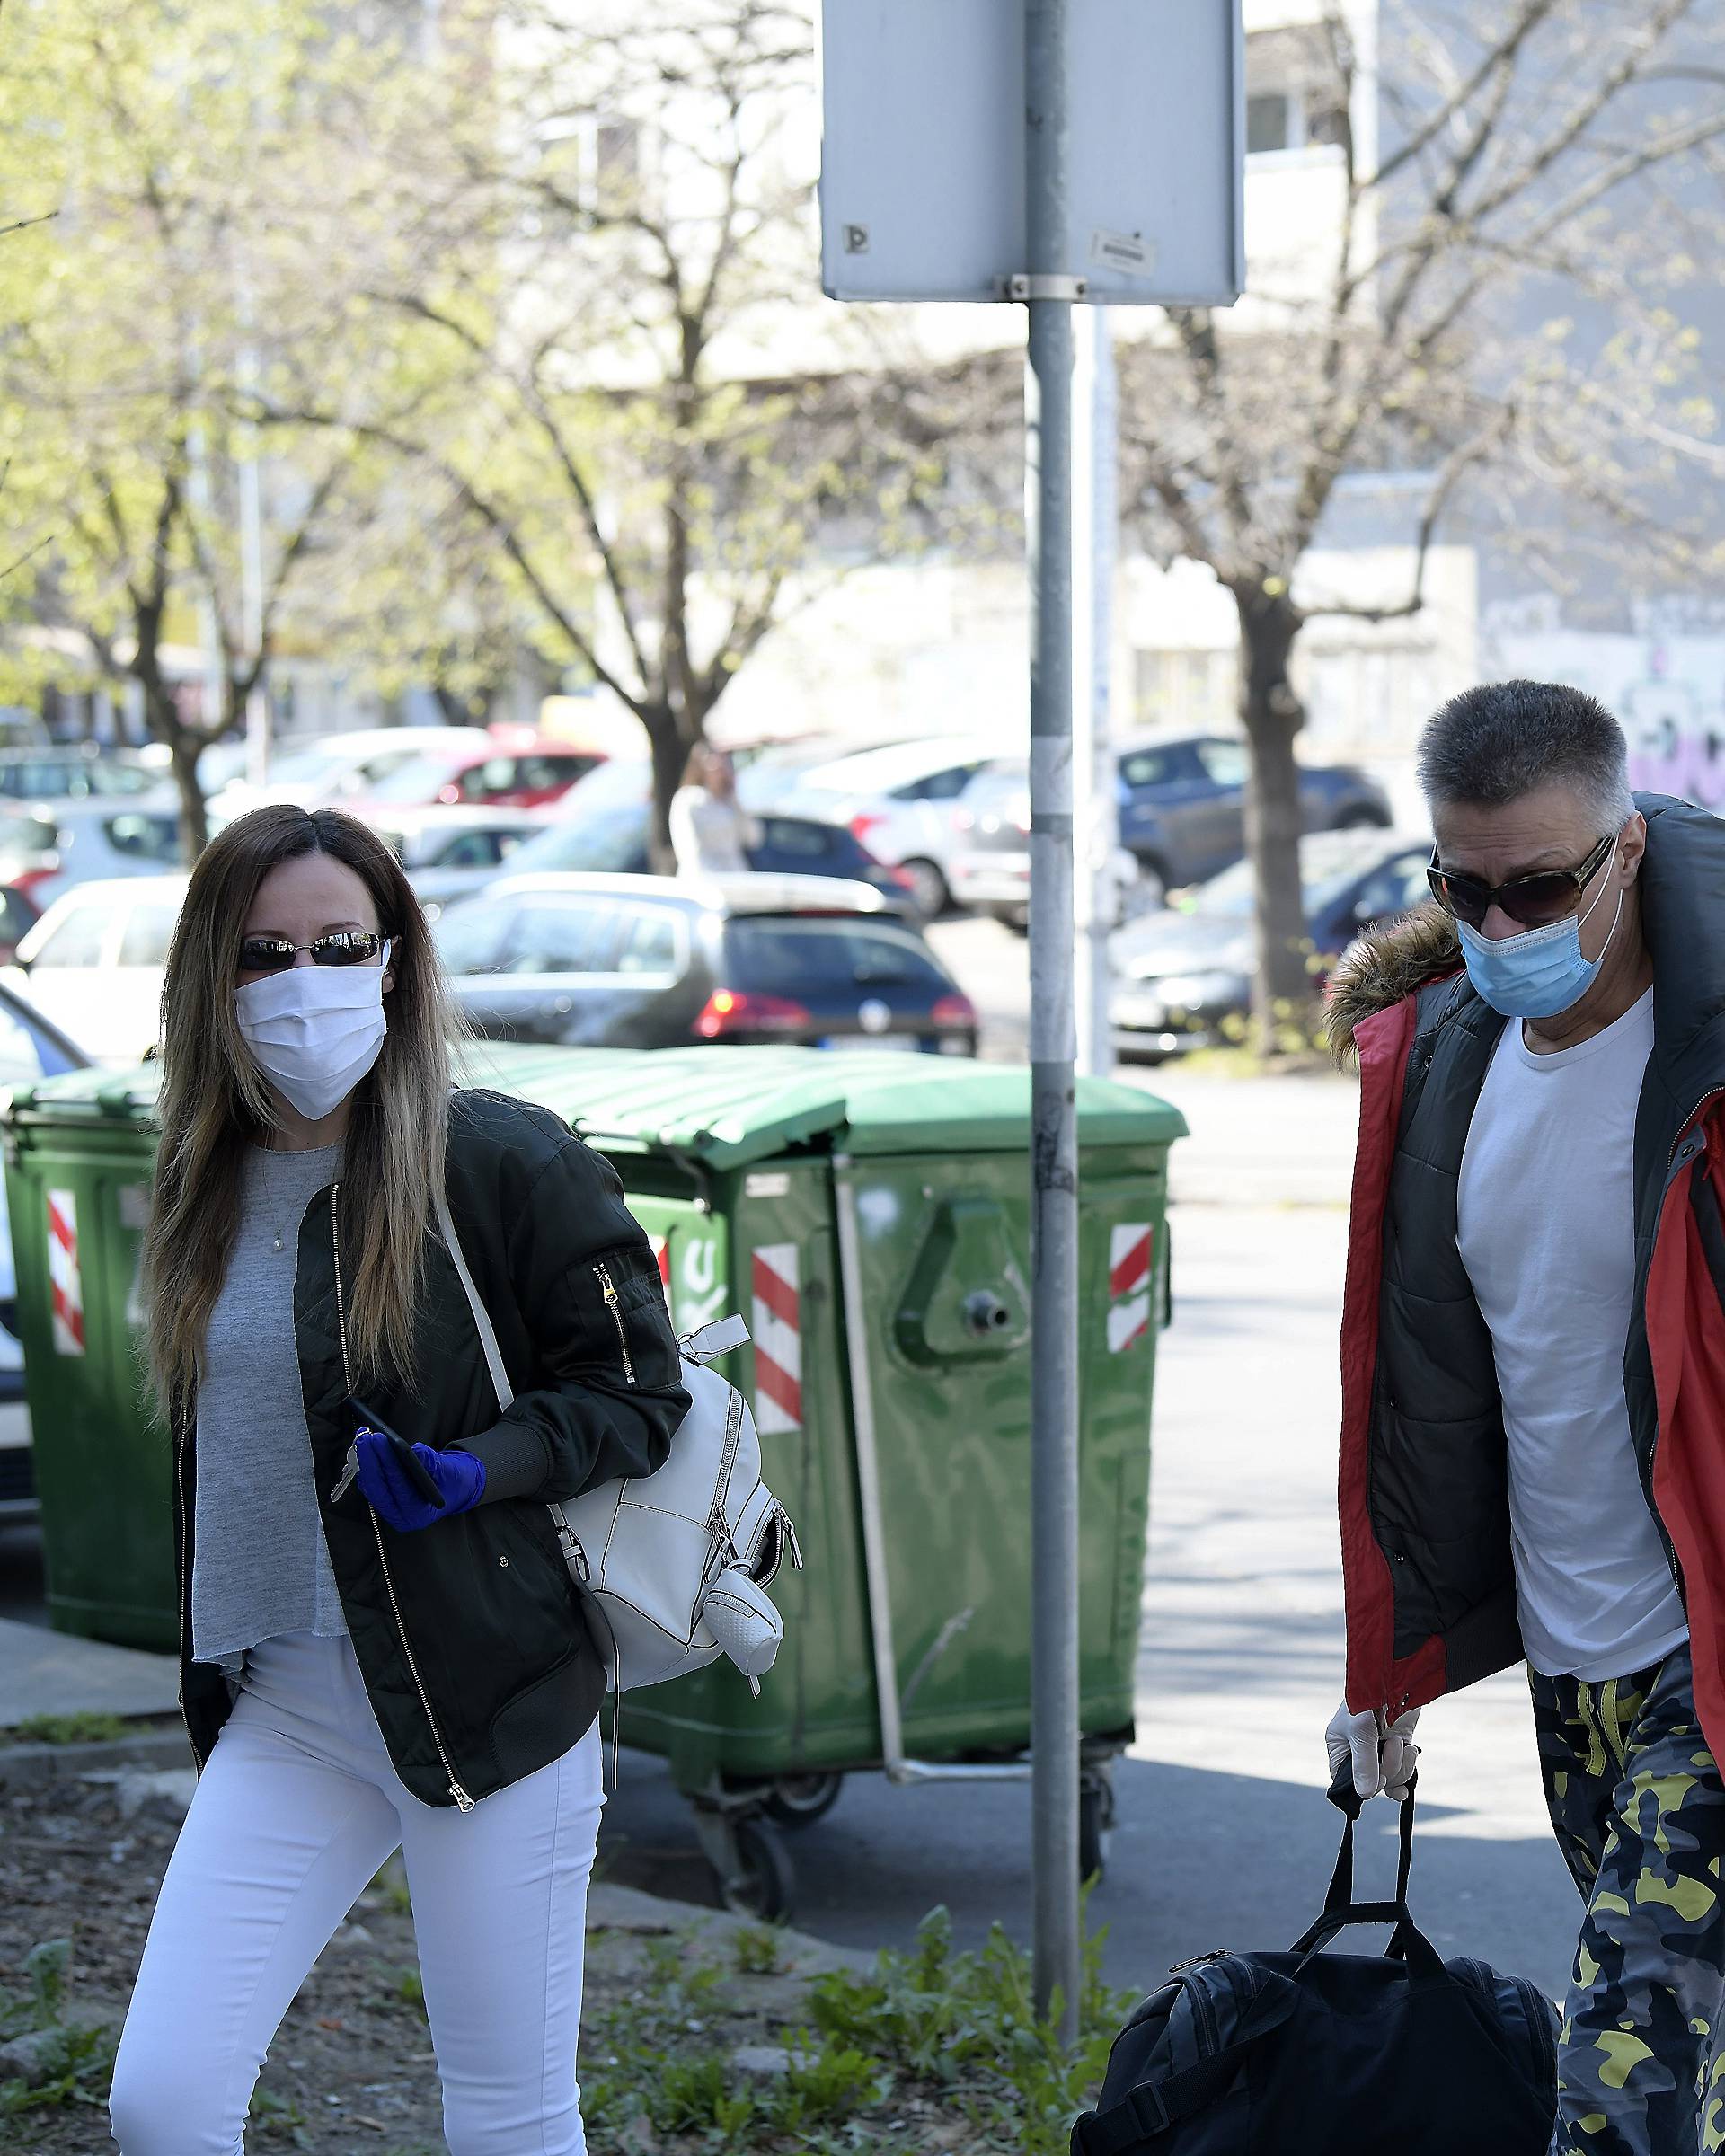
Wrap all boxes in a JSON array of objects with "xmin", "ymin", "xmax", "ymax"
[{"xmin": 107, "ymin": 806, "xmax": 690, "ymax": 2156}]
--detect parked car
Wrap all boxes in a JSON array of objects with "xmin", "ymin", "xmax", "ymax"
[
  {"xmin": 436, "ymin": 872, "xmax": 978, "ymax": 1054},
  {"xmin": 1110, "ymin": 829, "xmax": 1432, "ymax": 1058},
  {"xmin": 357, "ymin": 734, "xmax": 606, "ymax": 812},
  {"xmin": 748, "ymin": 738, "xmax": 1001, "ymax": 916},
  {"xmin": 0, "ymin": 800, "xmax": 182, "ymax": 911},
  {"xmin": 0, "ymin": 980, "xmax": 93, "ymax": 1457},
  {"xmin": 947, "ymin": 762, "xmax": 1150, "ymax": 931},
  {"xmin": 0, "ymin": 746, "xmax": 160, "ymax": 804},
  {"xmin": 1115, "ymin": 735, "xmax": 1392, "ymax": 901},
  {"xmin": 413, "ymin": 769, "xmax": 915, "ymax": 917},
  {"xmin": 369, "ymin": 806, "xmax": 554, "ymax": 897},
  {"xmin": 208, "ymin": 725, "xmax": 490, "ymax": 819},
  {"xmin": 7, "ymin": 873, "xmax": 189, "ymax": 1065}
]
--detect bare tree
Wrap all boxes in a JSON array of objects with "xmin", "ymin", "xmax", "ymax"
[
  {"xmin": 0, "ymin": 0, "xmax": 374, "ymax": 853},
  {"xmin": 271, "ymin": 0, "xmax": 1000, "ymax": 855},
  {"xmin": 1119, "ymin": 0, "xmax": 1725, "ymax": 1047}
]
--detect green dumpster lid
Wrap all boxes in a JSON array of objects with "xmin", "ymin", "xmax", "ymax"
[
  {"xmin": 4, "ymin": 1062, "xmax": 164, "ymax": 1123},
  {"xmin": 458, "ymin": 1043, "xmax": 1187, "ymax": 1169},
  {"xmin": 4, "ymin": 1045, "xmax": 1188, "ymax": 1171}
]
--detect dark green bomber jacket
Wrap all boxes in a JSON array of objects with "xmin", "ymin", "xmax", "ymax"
[{"xmin": 172, "ymin": 1088, "xmax": 691, "ymax": 1808}]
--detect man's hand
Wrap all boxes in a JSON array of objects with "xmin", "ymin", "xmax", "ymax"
[{"xmin": 1325, "ymin": 1701, "xmax": 1420, "ymax": 1801}]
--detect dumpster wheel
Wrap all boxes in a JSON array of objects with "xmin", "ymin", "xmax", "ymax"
[
  {"xmin": 1079, "ymin": 1768, "xmax": 1115, "ymax": 1884},
  {"xmin": 697, "ymin": 1807, "xmax": 798, "ymax": 1923},
  {"xmin": 764, "ymin": 1772, "xmax": 845, "ymax": 1831}
]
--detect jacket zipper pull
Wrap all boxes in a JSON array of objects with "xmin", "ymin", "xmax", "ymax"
[
  {"xmin": 595, "ymin": 1263, "xmax": 636, "ymax": 1383},
  {"xmin": 449, "ymin": 1780, "xmax": 474, "ymax": 1813}
]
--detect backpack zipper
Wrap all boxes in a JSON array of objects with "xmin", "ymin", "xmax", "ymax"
[
  {"xmin": 595, "ymin": 1263, "xmax": 635, "ymax": 1383},
  {"xmin": 330, "ymin": 1185, "xmax": 473, "ymax": 1813}
]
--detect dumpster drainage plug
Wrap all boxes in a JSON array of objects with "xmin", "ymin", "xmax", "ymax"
[{"xmin": 962, "ymin": 1291, "xmax": 1013, "ymax": 1337}]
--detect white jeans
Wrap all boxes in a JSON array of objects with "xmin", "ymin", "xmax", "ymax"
[{"xmin": 109, "ymin": 1629, "xmax": 604, "ymax": 2156}]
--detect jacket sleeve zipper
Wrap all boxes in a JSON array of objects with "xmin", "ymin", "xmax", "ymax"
[
  {"xmin": 330, "ymin": 1184, "xmax": 474, "ymax": 1813},
  {"xmin": 595, "ymin": 1262, "xmax": 636, "ymax": 1383}
]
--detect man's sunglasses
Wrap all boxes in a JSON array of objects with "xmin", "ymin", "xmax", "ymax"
[
  {"xmin": 238, "ymin": 931, "xmax": 391, "ymax": 975},
  {"xmin": 1425, "ymin": 830, "xmax": 1616, "ymax": 930}
]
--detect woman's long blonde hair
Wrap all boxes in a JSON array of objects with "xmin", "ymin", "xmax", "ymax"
[{"xmin": 143, "ymin": 805, "xmax": 457, "ymax": 1424}]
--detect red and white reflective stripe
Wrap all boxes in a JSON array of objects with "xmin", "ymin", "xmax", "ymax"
[
  {"xmin": 650, "ymin": 1234, "xmax": 670, "ymax": 1301},
  {"xmin": 750, "ymin": 1241, "xmax": 801, "ymax": 1434},
  {"xmin": 47, "ymin": 1188, "xmax": 84, "ymax": 1357},
  {"xmin": 1107, "ymin": 1222, "xmax": 1153, "ymax": 1354}
]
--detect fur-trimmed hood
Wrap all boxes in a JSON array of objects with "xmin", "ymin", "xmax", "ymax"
[{"xmin": 1325, "ymin": 902, "xmax": 1460, "ymax": 1065}]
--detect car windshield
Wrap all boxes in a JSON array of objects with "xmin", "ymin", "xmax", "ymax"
[
  {"xmin": 795, "ymin": 741, "xmax": 988, "ymax": 795},
  {"xmin": 1194, "ymin": 831, "xmax": 1416, "ymax": 919},
  {"xmin": 504, "ymin": 806, "xmax": 649, "ymax": 875},
  {"xmin": 364, "ymin": 752, "xmax": 469, "ymax": 806}
]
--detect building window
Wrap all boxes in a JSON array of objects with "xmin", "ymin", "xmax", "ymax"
[
  {"xmin": 532, "ymin": 112, "xmax": 644, "ymax": 217},
  {"xmin": 1135, "ymin": 649, "xmax": 1238, "ymax": 732},
  {"xmin": 1245, "ymin": 28, "xmax": 1349, "ymax": 158}
]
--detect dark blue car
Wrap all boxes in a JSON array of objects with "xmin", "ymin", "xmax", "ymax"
[{"xmin": 1116, "ymin": 735, "xmax": 1391, "ymax": 900}]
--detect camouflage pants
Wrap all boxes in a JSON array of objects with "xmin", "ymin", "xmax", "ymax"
[{"xmin": 1532, "ymin": 1643, "xmax": 1725, "ymax": 2156}]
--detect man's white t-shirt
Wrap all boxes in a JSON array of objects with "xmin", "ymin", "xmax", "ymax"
[{"xmin": 1455, "ymin": 985, "xmax": 1686, "ymax": 1681}]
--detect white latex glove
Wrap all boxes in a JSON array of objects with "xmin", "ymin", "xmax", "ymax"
[{"xmin": 1325, "ymin": 1701, "xmax": 1420, "ymax": 1802}]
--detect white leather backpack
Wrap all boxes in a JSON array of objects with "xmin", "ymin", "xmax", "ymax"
[{"xmin": 435, "ymin": 1188, "xmax": 801, "ymax": 1695}]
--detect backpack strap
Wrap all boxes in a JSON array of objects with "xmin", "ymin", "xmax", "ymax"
[
  {"xmin": 433, "ymin": 1184, "xmax": 514, "ymax": 1411},
  {"xmin": 1071, "ymin": 1984, "xmax": 1300, "ymax": 2152}
]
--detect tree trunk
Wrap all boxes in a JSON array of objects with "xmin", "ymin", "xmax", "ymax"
[
  {"xmin": 642, "ymin": 705, "xmax": 689, "ymax": 875},
  {"xmin": 1234, "ymin": 583, "xmax": 1313, "ymax": 1056},
  {"xmin": 163, "ymin": 721, "xmax": 210, "ymax": 862}
]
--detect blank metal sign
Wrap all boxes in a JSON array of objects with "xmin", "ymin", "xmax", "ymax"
[{"xmin": 819, "ymin": 0, "xmax": 1244, "ymax": 307}]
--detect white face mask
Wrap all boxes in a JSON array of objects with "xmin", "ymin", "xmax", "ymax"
[{"xmin": 234, "ymin": 942, "xmax": 391, "ymax": 1121}]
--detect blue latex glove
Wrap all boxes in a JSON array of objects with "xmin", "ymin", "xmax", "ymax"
[{"xmin": 354, "ymin": 1428, "xmax": 486, "ymax": 1533}]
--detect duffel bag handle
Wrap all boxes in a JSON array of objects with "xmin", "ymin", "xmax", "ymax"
[
  {"xmin": 1323, "ymin": 1759, "xmax": 1415, "ymax": 1913},
  {"xmin": 1289, "ymin": 1900, "xmax": 1448, "ymax": 1983}
]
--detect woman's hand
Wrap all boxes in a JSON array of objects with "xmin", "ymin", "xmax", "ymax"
[{"xmin": 355, "ymin": 1427, "xmax": 486, "ymax": 1533}]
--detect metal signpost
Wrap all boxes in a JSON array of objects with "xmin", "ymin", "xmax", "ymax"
[{"xmin": 820, "ymin": 0, "xmax": 1243, "ymax": 2033}]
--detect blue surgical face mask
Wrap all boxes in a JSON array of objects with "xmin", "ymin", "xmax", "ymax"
[{"xmin": 1456, "ymin": 851, "xmax": 1623, "ymax": 1019}]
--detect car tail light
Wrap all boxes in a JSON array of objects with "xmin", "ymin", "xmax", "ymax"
[
  {"xmin": 9, "ymin": 866, "xmax": 58, "ymax": 899},
  {"xmin": 931, "ymin": 992, "xmax": 976, "ymax": 1029},
  {"xmin": 849, "ymin": 813, "xmax": 887, "ymax": 845},
  {"xmin": 695, "ymin": 988, "xmax": 810, "ymax": 1038},
  {"xmin": 889, "ymin": 865, "xmax": 916, "ymax": 892}
]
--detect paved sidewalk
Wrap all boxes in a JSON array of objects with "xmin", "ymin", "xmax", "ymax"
[{"xmin": 0, "ymin": 1613, "xmax": 180, "ymax": 1727}]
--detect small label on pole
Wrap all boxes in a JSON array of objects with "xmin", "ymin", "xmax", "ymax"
[{"xmin": 1091, "ymin": 228, "xmax": 1154, "ymax": 275}]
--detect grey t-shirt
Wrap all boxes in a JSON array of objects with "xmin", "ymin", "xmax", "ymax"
[{"xmin": 190, "ymin": 1140, "xmax": 349, "ymax": 1670}]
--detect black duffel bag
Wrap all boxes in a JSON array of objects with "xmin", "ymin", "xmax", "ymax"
[{"xmin": 1071, "ymin": 1772, "xmax": 1559, "ymax": 2154}]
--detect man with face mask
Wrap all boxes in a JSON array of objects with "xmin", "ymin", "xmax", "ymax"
[{"xmin": 1324, "ymin": 681, "xmax": 1725, "ymax": 2156}]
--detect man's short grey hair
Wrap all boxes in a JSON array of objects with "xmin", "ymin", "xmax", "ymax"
[{"xmin": 1417, "ymin": 680, "xmax": 1635, "ymax": 829}]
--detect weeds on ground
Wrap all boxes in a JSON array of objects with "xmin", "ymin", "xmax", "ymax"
[
  {"xmin": 0, "ymin": 1938, "xmax": 119, "ymax": 2118},
  {"xmin": 7, "ymin": 1712, "xmax": 129, "ymax": 1746},
  {"xmin": 585, "ymin": 1903, "xmax": 1129, "ymax": 2154}
]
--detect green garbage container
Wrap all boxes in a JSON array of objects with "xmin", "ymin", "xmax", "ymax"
[
  {"xmin": 4, "ymin": 1065, "xmax": 173, "ymax": 1651},
  {"xmin": 477, "ymin": 1043, "xmax": 1185, "ymax": 1918},
  {"xmin": 4, "ymin": 1046, "xmax": 1185, "ymax": 1920}
]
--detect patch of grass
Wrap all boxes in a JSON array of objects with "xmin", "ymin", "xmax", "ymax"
[
  {"xmin": 0, "ymin": 1939, "xmax": 118, "ymax": 2117},
  {"xmin": 585, "ymin": 1903, "xmax": 1128, "ymax": 2153},
  {"xmin": 731, "ymin": 1924, "xmax": 785, "ymax": 1976},
  {"xmin": 8, "ymin": 1710, "xmax": 130, "ymax": 1745},
  {"xmin": 248, "ymin": 2081, "xmax": 313, "ymax": 2144}
]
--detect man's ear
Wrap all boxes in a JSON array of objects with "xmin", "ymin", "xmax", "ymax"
[{"xmin": 1620, "ymin": 810, "xmax": 1648, "ymax": 882}]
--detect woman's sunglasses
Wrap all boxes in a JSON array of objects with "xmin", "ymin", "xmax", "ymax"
[
  {"xmin": 238, "ymin": 931, "xmax": 391, "ymax": 975},
  {"xmin": 1425, "ymin": 830, "xmax": 1616, "ymax": 930}
]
